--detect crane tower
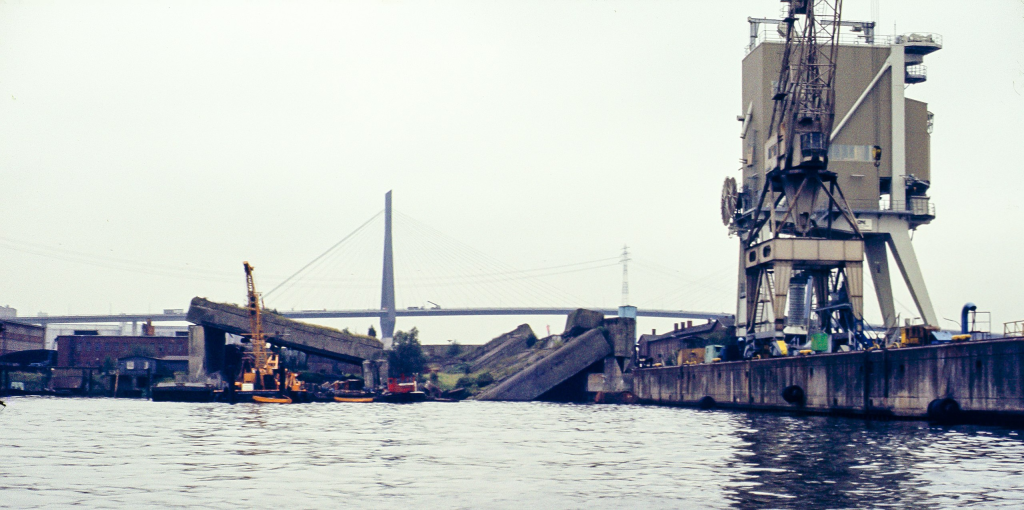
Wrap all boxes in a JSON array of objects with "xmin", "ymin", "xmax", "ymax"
[
  {"xmin": 244, "ymin": 261, "xmax": 275, "ymax": 389},
  {"xmin": 724, "ymin": 1, "xmax": 943, "ymax": 355},
  {"xmin": 731, "ymin": 0, "xmax": 866, "ymax": 356}
]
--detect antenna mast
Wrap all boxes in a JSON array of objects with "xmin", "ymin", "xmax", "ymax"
[{"xmin": 620, "ymin": 245, "xmax": 630, "ymax": 306}]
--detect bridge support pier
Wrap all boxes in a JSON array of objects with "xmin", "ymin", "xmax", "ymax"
[
  {"xmin": 187, "ymin": 325, "xmax": 226, "ymax": 383},
  {"xmin": 361, "ymin": 358, "xmax": 391, "ymax": 391},
  {"xmin": 380, "ymin": 314, "xmax": 395, "ymax": 350}
]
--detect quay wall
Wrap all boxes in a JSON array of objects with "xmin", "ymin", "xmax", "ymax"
[{"xmin": 634, "ymin": 338, "xmax": 1024, "ymax": 419}]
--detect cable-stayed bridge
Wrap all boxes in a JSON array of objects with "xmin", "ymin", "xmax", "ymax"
[
  {"xmin": 18, "ymin": 191, "xmax": 735, "ymax": 333},
  {"xmin": 22, "ymin": 307, "xmax": 729, "ymax": 326}
]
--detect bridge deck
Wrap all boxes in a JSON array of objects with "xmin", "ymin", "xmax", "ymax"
[
  {"xmin": 186, "ymin": 297, "xmax": 383, "ymax": 364},
  {"xmin": 19, "ymin": 307, "xmax": 734, "ymax": 325}
]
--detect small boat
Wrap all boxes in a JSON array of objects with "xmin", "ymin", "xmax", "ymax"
[
  {"xmin": 334, "ymin": 396, "xmax": 374, "ymax": 403},
  {"xmin": 252, "ymin": 395, "xmax": 292, "ymax": 404}
]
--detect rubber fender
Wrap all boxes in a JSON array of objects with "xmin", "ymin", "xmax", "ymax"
[
  {"xmin": 697, "ymin": 396, "xmax": 716, "ymax": 410},
  {"xmin": 781, "ymin": 385, "xmax": 806, "ymax": 406},
  {"xmin": 927, "ymin": 397, "xmax": 961, "ymax": 423}
]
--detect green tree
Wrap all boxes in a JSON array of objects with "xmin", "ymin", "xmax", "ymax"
[
  {"xmin": 476, "ymin": 372, "xmax": 494, "ymax": 387},
  {"xmin": 446, "ymin": 340, "xmax": 462, "ymax": 357},
  {"xmin": 388, "ymin": 327, "xmax": 426, "ymax": 377}
]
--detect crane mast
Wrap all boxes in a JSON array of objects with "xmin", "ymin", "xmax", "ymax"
[
  {"xmin": 244, "ymin": 261, "xmax": 270, "ymax": 387},
  {"xmin": 735, "ymin": 0, "xmax": 870, "ymax": 357},
  {"xmin": 748, "ymin": 0, "xmax": 860, "ymax": 244}
]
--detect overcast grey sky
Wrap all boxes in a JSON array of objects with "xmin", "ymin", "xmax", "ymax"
[{"xmin": 1, "ymin": 1, "xmax": 1022, "ymax": 344}]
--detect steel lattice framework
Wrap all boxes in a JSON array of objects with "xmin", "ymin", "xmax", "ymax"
[
  {"xmin": 737, "ymin": 0, "xmax": 870, "ymax": 355},
  {"xmin": 748, "ymin": 0, "xmax": 860, "ymax": 244}
]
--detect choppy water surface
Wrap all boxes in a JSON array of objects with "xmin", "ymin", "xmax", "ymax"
[{"xmin": 2, "ymin": 398, "xmax": 1024, "ymax": 509}]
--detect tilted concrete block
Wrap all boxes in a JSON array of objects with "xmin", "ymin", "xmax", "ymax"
[
  {"xmin": 468, "ymin": 324, "xmax": 536, "ymax": 372},
  {"xmin": 186, "ymin": 297, "xmax": 383, "ymax": 364},
  {"xmin": 474, "ymin": 328, "xmax": 613, "ymax": 401},
  {"xmin": 563, "ymin": 309, "xmax": 605, "ymax": 338}
]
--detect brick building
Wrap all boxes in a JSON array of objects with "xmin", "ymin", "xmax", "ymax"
[
  {"xmin": 56, "ymin": 335, "xmax": 189, "ymax": 368},
  {"xmin": 0, "ymin": 319, "xmax": 46, "ymax": 356}
]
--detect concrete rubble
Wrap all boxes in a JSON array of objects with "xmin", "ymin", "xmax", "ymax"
[{"xmin": 470, "ymin": 309, "xmax": 635, "ymax": 402}]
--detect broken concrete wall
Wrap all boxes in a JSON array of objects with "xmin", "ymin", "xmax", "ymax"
[
  {"xmin": 474, "ymin": 328, "xmax": 613, "ymax": 401},
  {"xmin": 601, "ymin": 317, "xmax": 636, "ymax": 360},
  {"xmin": 585, "ymin": 356, "xmax": 634, "ymax": 394}
]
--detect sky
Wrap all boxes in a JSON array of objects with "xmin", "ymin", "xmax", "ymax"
[{"xmin": 1, "ymin": 0, "xmax": 1022, "ymax": 344}]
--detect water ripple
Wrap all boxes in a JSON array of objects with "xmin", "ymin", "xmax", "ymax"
[{"xmin": 2, "ymin": 397, "xmax": 1024, "ymax": 508}]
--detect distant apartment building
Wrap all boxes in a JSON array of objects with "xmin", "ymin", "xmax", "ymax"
[
  {"xmin": 0, "ymin": 319, "xmax": 46, "ymax": 356},
  {"xmin": 56, "ymin": 335, "xmax": 189, "ymax": 368}
]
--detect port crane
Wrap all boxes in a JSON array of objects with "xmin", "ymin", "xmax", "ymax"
[{"xmin": 732, "ymin": 0, "xmax": 870, "ymax": 357}]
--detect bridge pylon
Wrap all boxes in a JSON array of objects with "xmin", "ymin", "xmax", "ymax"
[{"xmin": 380, "ymin": 190, "xmax": 396, "ymax": 349}]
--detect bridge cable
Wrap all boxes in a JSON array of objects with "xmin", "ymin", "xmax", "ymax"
[
  {"xmin": 400, "ymin": 212, "xmax": 588, "ymax": 306},
  {"xmin": 265, "ymin": 210, "xmax": 383, "ymax": 299},
  {"xmin": 394, "ymin": 212, "xmax": 590, "ymax": 307}
]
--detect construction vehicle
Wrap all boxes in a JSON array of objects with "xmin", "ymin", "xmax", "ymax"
[
  {"xmin": 898, "ymin": 324, "xmax": 939, "ymax": 347},
  {"xmin": 240, "ymin": 261, "xmax": 277, "ymax": 390},
  {"xmin": 237, "ymin": 261, "xmax": 306, "ymax": 402},
  {"xmin": 676, "ymin": 348, "xmax": 705, "ymax": 366}
]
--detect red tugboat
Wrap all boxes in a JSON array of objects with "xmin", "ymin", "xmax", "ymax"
[{"xmin": 375, "ymin": 375, "xmax": 426, "ymax": 403}]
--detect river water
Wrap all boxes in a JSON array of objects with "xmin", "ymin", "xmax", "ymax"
[{"xmin": 2, "ymin": 397, "xmax": 1023, "ymax": 509}]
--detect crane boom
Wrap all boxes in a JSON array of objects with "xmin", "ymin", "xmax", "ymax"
[
  {"xmin": 769, "ymin": 0, "xmax": 843, "ymax": 159},
  {"xmin": 746, "ymin": 0, "xmax": 860, "ymax": 244},
  {"xmin": 243, "ymin": 261, "xmax": 269, "ymax": 383}
]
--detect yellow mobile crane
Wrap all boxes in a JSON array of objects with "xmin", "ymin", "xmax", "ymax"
[
  {"xmin": 239, "ymin": 262, "xmax": 305, "ymax": 403},
  {"xmin": 242, "ymin": 262, "xmax": 268, "ymax": 383},
  {"xmin": 242, "ymin": 261, "xmax": 275, "ymax": 390}
]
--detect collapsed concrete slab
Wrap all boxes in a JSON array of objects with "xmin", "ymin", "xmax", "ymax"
[
  {"xmin": 468, "ymin": 324, "xmax": 536, "ymax": 373},
  {"xmin": 186, "ymin": 297, "xmax": 383, "ymax": 365},
  {"xmin": 473, "ymin": 328, "xmax": 613, "ymax": 401}
]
